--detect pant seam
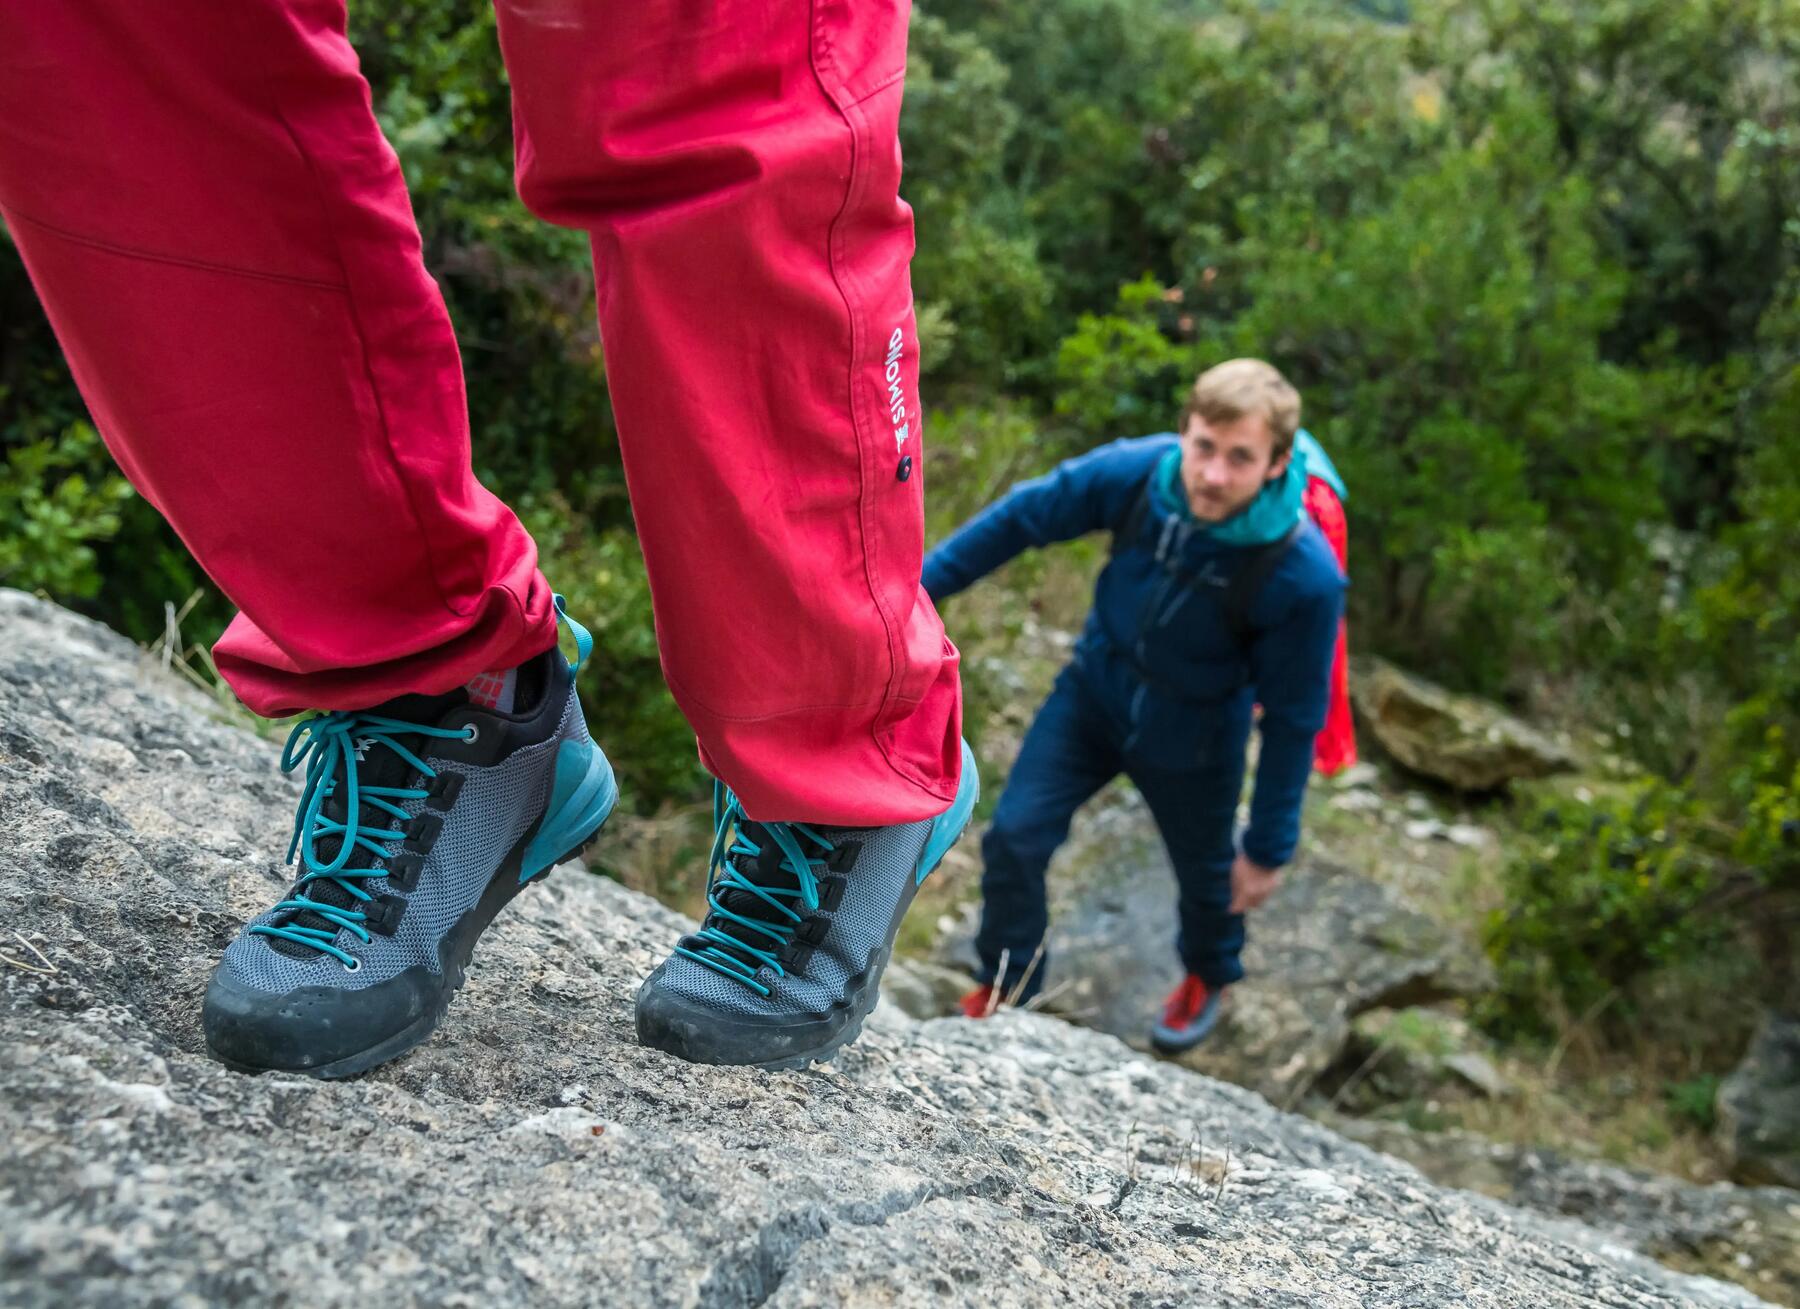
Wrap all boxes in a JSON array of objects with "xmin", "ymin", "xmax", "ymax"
[
  {"xmin": 3, "ymin": 208, "xmax": 349, "ymax": 292},
  {"xmin": 841, "ymin": 65, "xmax": 907, "ymax": 108},
  {"xmin": 809, "ymin": 3, "xmax": 945, "ymax": 799}
]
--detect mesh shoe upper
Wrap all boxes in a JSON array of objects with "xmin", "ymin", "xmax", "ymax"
[
  {"xmin": 220, "ymin": 657, "xmax": 580, "ymax": 995},
  {"xmin": 653, "ymin": 802, "xmax": 932, "ymax": 1021},
  {"xmin": 637, "ymin": 739, "xmax": 976, "ymax": 1067}
]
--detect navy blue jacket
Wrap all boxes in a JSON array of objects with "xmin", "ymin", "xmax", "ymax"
[{"xmin": 923, "ymin": 434, "xmax": 1345, "ymax": 868}]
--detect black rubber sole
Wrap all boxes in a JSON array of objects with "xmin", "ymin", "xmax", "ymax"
[
  {"xmin": 1148, "ymin": 1007, "xmax": 1225, "ymax": 1057},
  {"xmin": 208, "ymin": 821, "xmax": 609, "ymax": 1081}
]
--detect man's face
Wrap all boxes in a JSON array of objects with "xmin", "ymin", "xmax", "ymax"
[{"xmin": 1179, "ymin": 412, "xmax": 1289, "ymax": 523}]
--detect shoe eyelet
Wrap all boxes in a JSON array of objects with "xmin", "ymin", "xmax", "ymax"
[
  {"xmin": 462, "ymin": 725, "xmax": 480, "ymax": 744},
  {"xmin": 341, "ymin": 957, "xmax": 362, "ymax": 973}
]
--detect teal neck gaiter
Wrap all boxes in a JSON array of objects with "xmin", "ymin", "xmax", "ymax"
[{"xmin": 1151, "ymin": 441, "xmax": 1306, "ymax": 546}]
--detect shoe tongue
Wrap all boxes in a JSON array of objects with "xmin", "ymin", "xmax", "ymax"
[
  {"xmin": 265, "ymin": 687, "xmax": 470, "ymax": 959},
  {"xmin": 313, "ymin": 685, "xmax": 469, "ymax": 857},
  {"xmin": 712, "ymin": 823, "xmax": 808, "ymax": 915},
  {"xmin": 371, "ymin": 685, "xmax": 471, "ymax": 726},
  {"xmin": 704, "ymin": 822, "xmax": 826, "ymax": 967}
]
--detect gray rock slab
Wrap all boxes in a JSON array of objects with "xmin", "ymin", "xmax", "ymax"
[
  {"xmin": 0, "ymin": 589, "xmax": 1769, "ymax": 1308},
  {"xmin": 1328, "ymin": 1116, "xmax": 1800, "ymax": 1306}
]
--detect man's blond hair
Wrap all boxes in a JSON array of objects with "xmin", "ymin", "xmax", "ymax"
[{"xmin": 1183, "ymin": 358, "xmax": 1301, "ymax": 458}]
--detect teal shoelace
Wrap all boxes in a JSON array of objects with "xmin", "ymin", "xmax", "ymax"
[
  {"xmin": 675, "ymin": 782, "xmax": 840, "ymax": 996},
  {"xmin": 250, "ymin": 710, "xmax": 473, "ymax": 969}
]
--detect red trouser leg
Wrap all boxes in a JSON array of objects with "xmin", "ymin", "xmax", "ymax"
[
  {"xmin": 1, "ymin": 0, "xmax": 961, "ymax": 824},
  {"xmin": 0, "ymin": 1, "xmax": 558, "ymax": 714},
  {"xmin": 494, "ymin": 0, "xmax": 961, "ymax": 824},
  {"xmin": 1302, "ymin": 478, "xmax": 1357, "ymax": 775}
]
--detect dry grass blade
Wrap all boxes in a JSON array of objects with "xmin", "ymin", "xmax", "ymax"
[
  {"xmin": 1322, "ymin": 1038, "xmax": 1394, "ymax": 1115},
  {"xmin": 1004, "ymin": 939, "xmax": 1047, "ymax": 1008},
  {"xmin": 1022, "ymin": 977, "xmax": 1076, "ymax": 1013},
  {"xmin": 0, "ymin": 932, "xmax": 58, "ymax": 976},
  {"xmin": 985, "ymin": 948, "xmax": 1010, "ymax": 1018}
]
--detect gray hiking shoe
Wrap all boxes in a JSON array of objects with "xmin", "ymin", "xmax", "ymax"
[
  {"xmin": 634, "ymin": 739, "xmax": 978, "ymax": 1069},
  {"xmin": 202, "ymin": 601, "xmax": 617, "ymax": 1079}
]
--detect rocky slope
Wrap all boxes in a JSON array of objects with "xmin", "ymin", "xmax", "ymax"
[
  {"xmin": 935, "ymin": 783, "xmax": 1493, "ymax": 1108},
  {"xmin": 1326, "ymin": 1116, "xmax": 1800, "ymax": 1305},
  {"xmin": 0, "ymin": 589, "xmax": 1771, "ymax": 1308}
]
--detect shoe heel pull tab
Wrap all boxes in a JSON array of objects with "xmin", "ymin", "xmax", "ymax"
[{"xmin": 552, "ymin": 593, "xmax": 594, "ymax": 675}]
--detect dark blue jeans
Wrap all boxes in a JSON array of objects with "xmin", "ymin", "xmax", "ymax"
[{"xmin": 975, "ymin": 665, "xmax": 1247, "ymax": 1000}]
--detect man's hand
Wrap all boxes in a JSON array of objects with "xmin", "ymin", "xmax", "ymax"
[{"xmin": 1229, "ymin": 853, "xmax": 1281, "ymax": 913}]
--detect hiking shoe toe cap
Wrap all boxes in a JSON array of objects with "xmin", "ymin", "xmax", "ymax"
[
  {"xmin": 634, "ymin": 960, "xmax": 848, "ymax": 1067},
  {"xmin": 202, "ymin": 957, "xmax": 436, "ymax": 1075}
]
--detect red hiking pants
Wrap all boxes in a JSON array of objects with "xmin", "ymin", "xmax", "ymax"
[{"xmin": 0, "ymin": 0, "xmax": 961, "ymax": 825}]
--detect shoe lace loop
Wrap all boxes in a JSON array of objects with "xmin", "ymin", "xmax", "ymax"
[
  {"xmin": 674, "ymin": 781, "xmax": 838, "ymax": 996},
  {"xmin": 247, "ymin": 710, "xmax": 470, "ymax": 967}
]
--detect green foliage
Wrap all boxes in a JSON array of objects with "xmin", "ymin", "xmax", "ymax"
[
  {"xmin": 902, "ymin": 14, "xmax": 1054, "ymax": 386},
  {"xmin": 0, "ymin": 421, "xmax": 131, "ymax": 598},
  {"xmin": 1427, "ymin": 1, "xmax": 1800, "ymax": 374},
  {"xmin": 1481, "ymin": 783, "xmax": 1730, "ymax": 1043},
  {"xmin": 1686, "ymin": 290, "xmax": 1800, "ymax": 873},
  {"xmin": 514, "ymin": 497, "xmax": 701, "ymax": 810},
  {"xmin": 1052, "ymin": 275, "xmax": 1196, "ymax": 436},
  {"xmin": 923, "ymin": 401, "xmax": 1062, "ymax": 541},
  {"xmin": 1664, "ymin": 1074, "xmax": 1722, "ymax": 1133},
  {"xmin": 1228, "ymin": 95, "xmax": 1657, "ymax": 688}
]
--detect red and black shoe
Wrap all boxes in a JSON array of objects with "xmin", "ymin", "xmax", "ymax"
[
  {"xmin": 958, "ymin": 983, "xmax": 998, "ymax": 1019},
  {"xmin": 1150, "ymin": 974, "xmax": 1225, "ymax": 1053}
]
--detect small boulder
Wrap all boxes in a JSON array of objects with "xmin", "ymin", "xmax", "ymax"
[
  {"xmin": 1327, "ymin": 1007, "xmax": 1514, "ymax": 1111},
  {"xmin": 1351, "ymin": 656, "xmax": 1577, "ymax": 791},
  {"xmin": 1718, "ymin": 1011, "xmax": 1800, "ymax": 1189}
]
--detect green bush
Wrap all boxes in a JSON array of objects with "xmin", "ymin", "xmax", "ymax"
[
  {"xmin": 1052, "ymin": 275, "xmax": 1196, "ymax": 437},
  {"xmin": 1664, "ymin": 1074, "xmax": 1722, "ymax": 1133},
  {"xmin": 514, "ymin": 496, "xmax": 701, "ymax": 811},
  {"xmin": 1225, "ymin": 95, "xmax": 1657, "ymax": 691},
  {"xmin": 1481, "ymin": 783, "xmax": 1730, "ymax": 1043},
  {"xmin": 0, "ymin": 421, "xmax": 131, "ymax": 599},
  {"xmin": 902, "ymin": 13, "xmax": 1054, "ymax": 387}
]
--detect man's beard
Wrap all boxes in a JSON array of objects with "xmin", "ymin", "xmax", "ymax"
[{"xmin": 1189, "ymin": 485, "xmax": 1256, "ymax": 522}]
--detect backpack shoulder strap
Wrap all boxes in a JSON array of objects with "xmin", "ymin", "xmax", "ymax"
[
  {"xmin": 1223, "ymin": 520, "xmax": 1303, "ymax": 650},
  {"xmin": 1109, "ymin": 471, "xmax": 1156, "ymax": 556}
]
